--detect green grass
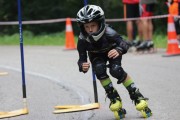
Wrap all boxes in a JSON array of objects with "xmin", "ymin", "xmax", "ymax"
[
  {"xmin": 0, "ymin": 31, "xmax": 167, "ymax": 48},
  {"xmin": 0, "ymin": 31, "xmax": 78, "ymax": 46},
  {"xmin": 153, "ymin": 33, "xmax": 167, "ymax": 48}
]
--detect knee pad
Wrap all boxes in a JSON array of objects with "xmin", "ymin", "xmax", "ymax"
[
  {"xmin": 92, "ymin": 58, "xmax": 109, "ymax": 80},
  {"xmin": 110, "ymin": 64, "xmax": 127, "ymax": 84}
]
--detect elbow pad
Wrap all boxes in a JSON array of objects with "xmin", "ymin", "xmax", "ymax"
[{"xmin": 117, "ymin": 40, "xmax": 130, "ymax": 54}]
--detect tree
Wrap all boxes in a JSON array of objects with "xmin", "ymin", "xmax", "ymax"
[{"xmin": 0, "ymin": 0, "xmax": 168, "ymax": 35}]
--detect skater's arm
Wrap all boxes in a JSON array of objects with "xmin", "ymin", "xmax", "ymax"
[
  {"xmin": 115, "ymin": 36, "xmax": 130, "ymax": 55},
  {"xmin": 106, "ymin": 26, "xmax": 130, "ymax": 55},
  {"xmin": 77, "ymin": 39, "xmax": 89, "ymax": 73}
]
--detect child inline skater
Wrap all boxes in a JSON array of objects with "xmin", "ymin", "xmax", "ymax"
[{"xmin": 76, "ymin": 5, "xmax": 152, "ymax": 119}]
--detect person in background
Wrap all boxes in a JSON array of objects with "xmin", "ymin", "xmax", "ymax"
[
  {"xmin": 171, "ymin": 0, "xmax": 180, "ymax": 48},
  {"xmin": 136, "ymin": 0, "xmax": 157, "ymax": 52},
  {"xmin": 122, "ymin": 0, "xmax": 143, "ymax": 47},
  {"xmin": 76, "ymin": 4, "xmax": 152, "ymax": 119},
  {"xmin": 167, "ymin": 0, "xmax": 180, "ymax": 48},
  {"xmin": 177, "ymin": 0, "xmax": 180, "ymax": 47}
]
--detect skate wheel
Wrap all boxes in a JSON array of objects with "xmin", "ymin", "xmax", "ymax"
[
  {"xmin": 113, "ymin": 108, "xmax": 126, "ymax": 120},
  {"xmin": 141, "ymin": 107, "xmax": 152, "ymax": 118}
]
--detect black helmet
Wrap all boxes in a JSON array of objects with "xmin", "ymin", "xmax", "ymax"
[{"xmin": 76, "ymin": 5, "xmax": 106, "ymax": 43}]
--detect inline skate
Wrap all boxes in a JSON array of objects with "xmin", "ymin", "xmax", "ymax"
[
  {"xmin": 136, "ymin": 40, "xmax": 155, "ymax": 53},
  {"xmin": 132, "ymin": 40, "xmax": 142, "ymax": 47},
  {"xmin": 128, "ymin": 40, "xmax": 142, "ymax": 53},
  {"xmin": 106, "ymin": 87, "xmax": 126, "ymax": 120},
  {"xmin": 128, "ymin": 86, "xmax": 152, "ymax": 118},
  {"xmin": 109, "ymin": 97, "xmax": 126, "ymax": 120}
]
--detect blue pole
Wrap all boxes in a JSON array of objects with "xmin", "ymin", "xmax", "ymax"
[
  {"xmin": 17, "ymin": 0, "xmax": 27, "ymax": 99},
  {"xmin": 92, "ymin": 69, "xmax": 98, "ymax": 103},
  {"xmin": 83, "ymin": 0, "xmax": 98, "ymax": 103}
]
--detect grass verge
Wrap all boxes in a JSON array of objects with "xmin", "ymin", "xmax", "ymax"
[{"xmin": 0, "ymin": 31, "xmax": 167, "ymax": 48}]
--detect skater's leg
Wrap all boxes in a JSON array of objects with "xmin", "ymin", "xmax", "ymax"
[
  {"xmin": 100, "ymin": 78, "xmax": 126, "ymax": 119},
  {"xmin": 100, "ymin": 78, "xmax": 122, "ymax": 111},
  {"xmin": 123, "ymin": 75, "xmax": 147, "ymax": 108},
  {"xmin": 122, "ymin": 75, "xmax": 152, "ymax": 118}
]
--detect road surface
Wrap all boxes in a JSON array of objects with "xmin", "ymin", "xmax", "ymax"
[{"xmin": 0, "ymin": 46, "xmax": 180, "ymax": 120}]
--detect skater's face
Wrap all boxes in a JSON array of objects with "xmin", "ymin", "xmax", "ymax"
[{"xmin": 84, "ymin": 21, "xmax": 99, "ymax": 34}]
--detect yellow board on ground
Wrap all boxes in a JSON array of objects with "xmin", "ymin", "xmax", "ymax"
[
  {"xmin": 0, "ymin": 72, "xmax": 8, "ymax": 76},
  {"xmin": 53, "ymin": 103, "xmax": 100, "ymax": 114},
  {"xmin": 0, "ymin": 108, "xmax": 28, "ymax": 119}
]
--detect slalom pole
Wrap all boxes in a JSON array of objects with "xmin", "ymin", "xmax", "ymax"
[
  {"xmin": 17, "ymin": 0, "xmax": 28, "ymax": 111},
  {"xmin": 0, "ymin": 0, "xmax": 28, "ymax": 118},
  {"xmin": 92, "ymin": 68, "xmax": 98, "ymax": 103},
  {"xmin": 53, "ymin": 67, "xmax": 100, "ymax": 113},
  {"xmin": 53, "ymin": 0, "xmax": 100, "ymax": 113},
  {"xmin": 83, "ymin": 0, "xmax": 98, "ymax": 103},
  {"xmin": 83, "ymin": 0, "xmax": 88, "ymax": 6}
]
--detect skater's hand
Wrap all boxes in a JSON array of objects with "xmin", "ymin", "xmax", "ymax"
[
  {"xmin": 108, "ymin": 49, "xmax": 120, "ymax": 59},
  {"xmin": 82, "ymin": 62, "xmax": 90, "ymax": 72}
]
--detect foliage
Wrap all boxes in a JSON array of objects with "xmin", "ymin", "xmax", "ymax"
[{"xmin": 0, "ymin": 0, "xmax": 168, "ymax": 35}]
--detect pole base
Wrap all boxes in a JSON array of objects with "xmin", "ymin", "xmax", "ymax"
[{"xmin": 0, "ymin": 108, "xmax": 28, "ymax": 119}]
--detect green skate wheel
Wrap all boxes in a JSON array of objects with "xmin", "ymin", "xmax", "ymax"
[
  {"xmin": 141, "ymin": 107, "xmax": 152, "ymax": 118},
  {"xmin": 136, "ymin": 100, "xmax": 148, "ymax": 111},
  {"xmin": 113, "ymin": 108, "xmax": 126, "ymax": 120}
]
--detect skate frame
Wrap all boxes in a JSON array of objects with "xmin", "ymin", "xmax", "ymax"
[{"xmin": 134, "ymin": 47, "xmax": 157, "ymax": 54}]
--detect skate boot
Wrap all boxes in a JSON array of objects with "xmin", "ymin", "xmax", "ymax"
[
  {"xmin": 136, "ymin": 40, "xmax": 155, "ymax": 53},
  {"xmin": 128, "ymin": 87, "xmax": 152, "ymax": 118},
  {"xmin": 146, "ymin": 40, "xmax": 155, "ymax": 53},
  {"xmin": 106, "ymin": 87, "xmax": 126, "ymax": 120},
  {"xmin": 128, "ymin": 40, "xmax": 142, "ymax": 53},
  {"xmin": 136, "ymin": 41, "xmax": 147, "ymax": 53},
  {"xmin": 132, "ymin": 40, "xmax": 142, "ymax": 47}
]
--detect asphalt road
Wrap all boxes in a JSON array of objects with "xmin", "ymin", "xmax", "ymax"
[{"xmin": 0, "ymin": 46, "xmax": 180, "ymax": 120}]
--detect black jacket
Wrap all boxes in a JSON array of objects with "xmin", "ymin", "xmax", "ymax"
[{"xmin": 77, "ymin": 25, "xmax": 130, "ymax": 72}]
